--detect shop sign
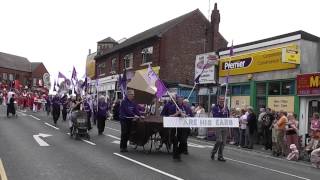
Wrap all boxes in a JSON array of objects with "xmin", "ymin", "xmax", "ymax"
[
  {"xmin": 297, "ymin": 72, "xmax": 320, "ymax": 96},
  {"xmin": 219, "ymin": 45, "xmax": 297, "ymax": 77},
  {"xmin": 231, "ymin": 96, "xmax": 250, "ymax": 109},
  {"xmin": 282, "ymin": 44, "xmax": 300, "ymax": 64},
  {"xmin": 195, "ymin": 52, "xmax": 218, "ymax": 84},
  {"xmin": 267, "ymin": 96, "xmax": 294, "ymax": 112}
]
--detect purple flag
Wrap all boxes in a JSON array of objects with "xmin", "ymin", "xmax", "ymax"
[
  {"xmin": 58, "ymin": 72, "xmax": 67, "ymax": 79},
  {"xmin": 71, "ymin": 66, "xmax": 78, "ymax": 86},
  {"xmin": 155, "ymin": 79, "xmax": 167, "ymax": 98}
]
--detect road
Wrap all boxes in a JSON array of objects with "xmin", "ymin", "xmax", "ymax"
[{"xmin": 0, "ymin": 106, "xmax": 319, "ymax": 180}]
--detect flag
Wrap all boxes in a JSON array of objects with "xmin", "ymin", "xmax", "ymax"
[
  {"xmin": 194, "ymin": 63, "xmax": 208, "ymax": 84},
  {"xmin": 58, "ymin": 72, "xmax": 67, "ymax": 79},
  {"xmin": 119, "ymin": 68, "xmax": 127, "ymax": 97},
  {"xmin": 81, "ymin": 77, "xmax": 88, "ymax": 91},
  {"xmin": 71, "ymin": 66, "xmax": 78, "ymax": 87},
  {"xmin": 56, "ymin": 80, "xmax": 60, "ymax": 88},
  {"xmin": 155, "ymin": 79, "xmax": 167, "ymax": 98},
  {"xmin": 146, "ymin": 64, "xmax": 167, "ymax": 98}
]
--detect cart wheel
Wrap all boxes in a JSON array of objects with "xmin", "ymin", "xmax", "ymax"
[
  {"xmin": 143, "ymin": 135, "xmax": 153, "ymax": 154},
  {"xmin": 153, "ymin": 132, "xmax": 162, "ymax": 151}
]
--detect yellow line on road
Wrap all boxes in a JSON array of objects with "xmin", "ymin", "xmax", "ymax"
[{"xmin": 0, "ymin": 158, "xmax": 8, "ymax": 180}]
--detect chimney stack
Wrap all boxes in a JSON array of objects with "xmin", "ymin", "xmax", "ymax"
[{"xmin": 211, "ymin": 3, "xmax": 220, "ymax": 51}]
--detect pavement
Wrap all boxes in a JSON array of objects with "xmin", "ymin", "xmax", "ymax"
[{"xmin": 0, "ymin": 105, "xmax": 319, "ymax": 180}]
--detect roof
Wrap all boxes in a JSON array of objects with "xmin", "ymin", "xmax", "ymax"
[
  {"xmin": 98, "ymin": 37, "xmax": 117, "ymax": 44},
  {"xmin": 31, "ymin": 62, "xmax": 41, "ymax": 71},
  {"xmin": 0, "ymin": 52, "xmax": 31, "ymax": 72},
  {"xmin": 219, "ymin": 30, "xmax": 320, "ymax": 52},
  {"xmin": 96, "ymin": 9, "xmax": 202, "ymax": 58}
]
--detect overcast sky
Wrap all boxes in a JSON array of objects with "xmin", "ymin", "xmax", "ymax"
[{"xmin": 1, "ymin": 0, "xmax": 319, "ymax": 81}]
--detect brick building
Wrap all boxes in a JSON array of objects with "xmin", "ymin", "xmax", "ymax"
[
  {"xmin": 0, "ymin": 52, "xmax": 49, "ymax": 90},
  {"xmin": 93, "ymin": 4, "xmax": 227, "ymax": 103}
]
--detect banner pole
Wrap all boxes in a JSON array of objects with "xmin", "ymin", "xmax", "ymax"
[{"xmin": 187, "ymin": 83, "xmax": 197, "ymax": 101}]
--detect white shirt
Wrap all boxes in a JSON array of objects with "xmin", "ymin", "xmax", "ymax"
[{"xmin": 240, "ymin": 114, "xmax": 248, "ymax": 130}]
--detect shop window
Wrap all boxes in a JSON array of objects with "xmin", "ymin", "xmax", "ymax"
[
  {"xmin": 241, "ymin": 85, "xmax": 250, "ymax": 95},
  {"xmin": 256, "ymin": 83, "xmax": 266, "ymax": 96},
  {"xmin": 281, "ymin": 81, "xmax": 295, "ymax": 95},
  {"xmin": 9, "ymin": 74, "xmax": 13, "ymax": 81},
  {"xmin": 232, "ymin": 86, "xmax": 241, "ymax": 95},
  {"xmin": 111, "ymin": 58, "xmax": 116, "ymax": 72},
  {"xmin": 3, "ymin": 73, "xmax": 7, "ymax": 80},
  {"xmin": 268, "ymin": 82, "xmax": 280, "ymax": 95}
]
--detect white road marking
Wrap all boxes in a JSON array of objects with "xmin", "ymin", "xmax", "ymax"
[
  {"xmin": 44, "ymin": 122, "xmax": 60, "ymax": 130},
  {"xmin": 33, "ymin": 133, "xmax": 52, "ymax": 146},
  {"xmin": 187, "ymin": 142, "xmax": 213, "ymax": 149},
  {"xmin": 81, "ymin": 139, "xmax": 96, "ymax": 146},
  {"xmin": 114, "ymin": 153, "xmax": 184, "ymax": 180},
  {"xmin": 29, "ymin": 115, "xmax": 40, "ymax": 120},
  {"xmin": 0, "ymin": 158, "xmax": 8, "ymax": 180},
  {"xmin": 106, "ymin": 134, "xmax": 120, "ymax": 140},
  {"xmin": 112, "ymin": 140, "xmax": 120, "ymax": 144},
  {"xmin": 225, "ymin": 157, "xmax": 311, "ymax": 180},
  {"xmin": 106, "ymin": 127, "xmax": 121, "ymax": 132},
  {"xmin": 16, "ymin": 111, "xmax": 27, "ymax": 116}
]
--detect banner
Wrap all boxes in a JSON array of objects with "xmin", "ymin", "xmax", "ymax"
[
  {"xmin": 195, "ymin": 52, "xmax": 218, "ymax": 84},
  {"xmin": 163, "ymin": 117, "xmax": 239, "ymax": 128}
]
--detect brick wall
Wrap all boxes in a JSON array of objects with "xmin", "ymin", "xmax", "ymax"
[{"xmin": 160, "ymin": 10, "xmax": 211, "ymax": 85}]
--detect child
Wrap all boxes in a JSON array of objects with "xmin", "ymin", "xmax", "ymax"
[
  {"xmin": 310, "ymin": 147, "xmax": 320, "ymax": 168},
  {"xmin": 287, "ymin": 144, "xmax": 299, "ymax": 161}
]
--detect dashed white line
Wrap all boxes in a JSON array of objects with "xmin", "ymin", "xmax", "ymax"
[
  {"xmin": 106, "ymin": 127, "xmax": 121, "ymax": 132},
  {"xmin": 29, "ymin": 115, "xmax": 41, "ymax": 121},
  {"xmin": 44, "ymin": 122, "xmax": 59, "ymax": 130},
  {"xmin": 106, "ymin": 134, "xmax": 120, "ymax": 140},
  {"xmin": 114, "ymin": 153, "xmax": 184, "ymax": 180},
  {"xmin": 225, "ymin": 157, "xmax": 311, "ymax": 180},
  {"xmin": 81, "ymin": 139, "xmax": 96, "ymax": 146}
]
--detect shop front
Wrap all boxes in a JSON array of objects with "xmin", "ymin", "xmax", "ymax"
[
  {"xmin": 219, "ymin": 44, "xmax": 299, "ymax": 113},
  {"xmin": 297, "ymin": 72, "xmax": 320, "ymax": 144}
]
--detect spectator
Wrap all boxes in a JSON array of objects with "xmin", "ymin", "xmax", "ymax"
[
  {"xmin": 286, "ymin": 113, "xmax": 299, "ymax": 153},
  {"xmin": 246, "ymin": 106, "xmax": 257, "ymax": 149},
  {"xmin": 311, "ymin": 147, "xmax": 320, "ymax": 168},
  {"xmin": 306, "ymin": 112, "xmax": 320, "ymax": 153},
  {"xmin": 262, "ymin": 108, "xmax": 274, "ymax": 150},
  {"xmin": 239, "ymin": 109, "xmax": 248, "ymax": 148},
  {"xmin": 276, "ymin": 111, "xmax": 288, "ymax": 156},
  {"xmin": 257, "ymin": 108, "xmax": 266, "ymax": 145}
]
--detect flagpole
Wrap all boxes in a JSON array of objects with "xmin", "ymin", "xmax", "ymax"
[{"xmin": 187, "ymin": 83, "xmax": 197, "ymax": 100}]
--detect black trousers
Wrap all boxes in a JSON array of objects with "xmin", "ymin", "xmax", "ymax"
[
  {"xmin": 97, "ymin": 116, "xmax": 106, "ymax": 134},
  {"xmin": 120, "ymin": 120, "xmax": 132, "ymax": 149},
  {"xmin": 264, "ymin": 128, "xmax": 272, "ymax": 150},
  {"xmin": 87, "ymin": 111, "xmax": 92, "ymax": 129},
  {"xmin": 7, "ymin": 104, "xmax": 15, "ymax": 116},
  {"xmin": 62, "ymin": 108, "xmax": 67, "ymax": 121},
  {"xmin": 171, "ymin": 128, "xmax": 189, "ymax": 158}
]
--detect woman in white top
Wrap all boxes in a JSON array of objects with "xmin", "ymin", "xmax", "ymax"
[{"xmin": 239, "ymin": 109, "xmax": 248, "ymax": 147}]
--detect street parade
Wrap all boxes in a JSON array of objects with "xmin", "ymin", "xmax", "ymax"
[{"xmin": 1, "ymin": 1, "xmax": 320, "ymax": 180}]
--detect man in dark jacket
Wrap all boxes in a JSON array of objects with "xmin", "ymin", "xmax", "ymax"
[
  {"xmin": 211, "ymin": 97, "xmax": 229, "ymax": 162},
  {"xmin": 262, "ymin": 108, "xmax": 274, "ymax": 150},
  {"xmin": 84, "ymin": 97, "xmax": 92, "ymax": 130},
  {"xmin": 61, "ymin": 94, "xmax": 68, "ymax": 121},
  {"xmin": 97, "ymin": 96, "xmax": 109, "ymax": 135},
  {"xmin": 51, "ymin": 94, "xmax": 61, "ymax": 126},
  {"xmin": 247, "ymin": 106, "xmax": 257, "ymax": 149},
  {"xmin": 119, "ymin": 90, "xmax": 141, "ymax": 152}
]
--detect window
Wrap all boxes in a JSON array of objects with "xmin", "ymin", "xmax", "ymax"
[
  {"xmin": 268, "ymin": 82, "xmax": 280, "ymax": 95},
  {"xmin": 33, "ymin": 78, "xmax": 37, "ymax": 86},
  {"xmin": 97, "ymin": 62, "xmax": 106, "ymax": 76},
  {"xmin": 256, "ymin": 83, "xmax": 266, "ymax": 96},
  {"xmin": 3, "ymin": 73, "xmax": 7, "ymax": 80},
  {"xmin": 281, "ymin": 81, "xmax": 295, "ymax": 95},
  {"xmin": 231, "ymin": 86, "xmax": 241, "ymax": 95},
  {"xmin": 241, "ymin": 85, "xmax": 250, "ymax": 95},
  {"xmin": 124, "ymin": 53, "xmax": 133, "ymax": 69},
  {"xmin": 141, "ymin": 46, "xmax": 153, "ymax": 64},
  {"xmin": 111, "ymin": 58, "xmax": 116, "ymax": 72},
  {"xmin": 9, "ymin": 74, "xmax": 13, "ymax": 81}
]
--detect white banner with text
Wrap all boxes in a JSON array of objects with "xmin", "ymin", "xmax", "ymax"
[{"xmin": 163, "ymin": 117, "xmax": 239, "ymax": 128}]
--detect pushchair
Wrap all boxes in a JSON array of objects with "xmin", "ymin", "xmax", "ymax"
[{"xmin": 70, "ymin": 110, "xmax": 90, "ymax": 140}]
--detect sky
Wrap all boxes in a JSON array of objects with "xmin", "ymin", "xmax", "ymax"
[{"xmin": 1, "ymin": 0, "xmax": 320, "ymax": 82}]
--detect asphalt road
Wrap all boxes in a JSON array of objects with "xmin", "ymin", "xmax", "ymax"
[{"xmin": 0, "ymin": 105, "xmax": 319, "ymax": 180}]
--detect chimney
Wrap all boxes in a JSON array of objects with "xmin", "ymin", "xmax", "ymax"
[
  {"xmin": 88, "ymin": 49, "xmax": 91, "ymax": 55},
  {"xmin": 211, "ymin": 3, "xmax": 220, "ymax": 51}
]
